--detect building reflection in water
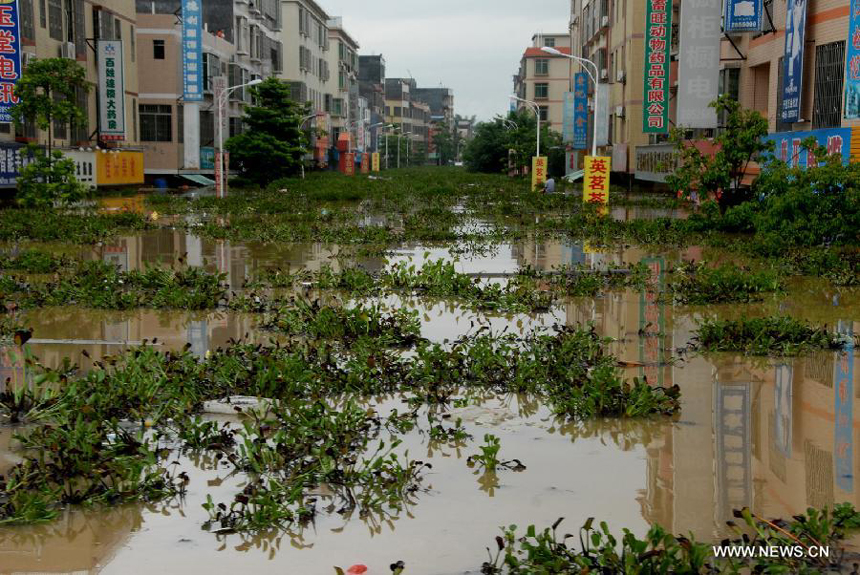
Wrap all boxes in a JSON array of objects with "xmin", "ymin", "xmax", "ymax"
[{"xmin": 515, "ymin": 234, "xmax": 860, "ymax": 540}]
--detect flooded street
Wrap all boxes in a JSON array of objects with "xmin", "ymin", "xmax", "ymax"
[{"xmin": 1, "ymin": 221, "xmax": 858, "ymax": 574}]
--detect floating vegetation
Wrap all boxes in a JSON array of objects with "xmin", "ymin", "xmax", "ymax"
[
  {"xmin": 0, "ymin": 209, "xmax": 152, "ymax": 243},
  {"xmin": 0, "ymin": 249, "xmax": 70, "ymax": 274},
  {"xmin": 693, "ymin": 316, "xmax": 853, "ymax": 356},
  {"xmin": 479, "ymin": 505, "xmax": 860, "ymax": 574},
  {"xmin": 669, "ymin": 262, "xmax": 784, "ymax": 304}
]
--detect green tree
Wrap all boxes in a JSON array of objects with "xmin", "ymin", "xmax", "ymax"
[
  {"xmin": 432, "ymin": 121, "xmax": 455, "ymax": 165},
  {"xmin": 15, "ymin": 145, "xmax": 89, "ymax": 208},
  {"xmin": 225, "ymin": 78, "xmax": 308, "ymax": 184},
  {"xmin": 382, "ymin": 132, "xmax": 408, "ymax": 169},
  {"xmin": 11, "ymin": 58, "xmax": 89, "ymax": 155},
  {"xmin": 666, "ymin": 95, "xmax": 772, "ymax": 210},
  {"xmin": 463, "ymin": 110, "xmax": 565, "ymax": 177}
]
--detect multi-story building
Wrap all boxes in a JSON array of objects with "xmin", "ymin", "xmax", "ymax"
[
  {"xmin": 136, "ymin": 0, "xmax": 283, "ymax": 178},
  {"xmin": 513, "ymin": 33, "xmax": 574, "ymax": 134},
  {"xmin": 359, "ymin": 54, "xmax": 386, "ymax": 151},
  {"xmin": 412, "ymin": 86, "xmax": 454, "ymax": 128},
  {"xmin": 1, "ymin": 0, "xmax": 142, "ymax": 189},
  {"xmin": 279, "ymin": 0, "xmax": 331, "ymax": 164},
  {"xmin": 326, "ymin": 17, "xmax": 359, "ymax": 151},
  {"xmin": 136, "ymin": 9, "xmax": 236, "ymax": 181}
]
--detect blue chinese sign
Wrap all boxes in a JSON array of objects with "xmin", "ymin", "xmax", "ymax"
[
  {"xmin": 835, "ymin": 323, "xmax": 854, "ymax": 493},
  {"xmin": 845, "ymin": 0, "xmax": 860, "ymax": 119},
  {"xmin": 182, "ymin": 0, "xmax": 203, "ymax": 101},
  {"xmin": 573, "ymin": 72, "xmax": 588, "ymax": 150},
  {"xmin": 780, "ymin": 0, "xmax": 807, "ymax": 124},
  {"xmin": 762, "ymin": 127, "xmax": 853, "ymax": 168},
  {"xmin": 0, "ymin": 0, "xmax": 22, "ymax": 123},
  {"xmin": 0, "ymin": 143, "xmax": 23, "ymax": 187},
  {"xmin": 724, "ymin": 0, "xmax": 763, "ymax": 34},
  {"xmin": 562, "ymin": 91, "xmax": 575, "ymax": 143},
  {"xmin": 200, "ymin": 146, "xmax": 215, "ymax": 170}
]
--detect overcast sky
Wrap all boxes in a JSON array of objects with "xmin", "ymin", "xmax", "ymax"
[{"xmin": 320, "ymin": 0, "xmax": 570, "ymax": 122}]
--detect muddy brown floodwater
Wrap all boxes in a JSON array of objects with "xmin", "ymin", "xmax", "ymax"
[{"xmin": 0, "ymin": 221, "xmax": 858, "ymax": 574}]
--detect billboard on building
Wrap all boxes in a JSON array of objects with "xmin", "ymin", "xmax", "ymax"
[
  {"xmin": 844, "ymin": 0, "xmax": 860, "ymax": 119},
  {"xmin": 0, "ymin": 0, "xmax": 22, "ymax": 123},
  {"xmin": 182, "ymin": 0, "xmax": 203, "ymax": 102},
  {"xmin": 677, "ymin": 0, "xmax": 721, "ymax": 128},
  {"xmin": 98, "ymin": 40, "xmax": 125, "ymax": 141},
  {"xmin": 562, "ymin": 91, "xmax": 575, "ymax": 144},
  {"xmin": 763, "ymin": 127, "xmax": 857, "ymax": 168},
  {"xmin": 643, "ymin": 0, "xmax": 673, "ymax": 133},
  {"xmin": 724, "ymin": 0, "xmax": 763, "ymax": 34},
  {"xmin": 0, "ymin": 143, "xmax": 23, "ymax": 187},
  {"xmin": 96, "ymin": 151, "xmax": 144, "ymax": 185},
  {"xmin": 780, "ymin": 0, "xmax": 808, "ymax": 124}
]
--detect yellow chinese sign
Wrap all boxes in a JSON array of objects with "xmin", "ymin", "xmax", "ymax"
[
  {"xmin": 583, "ymin": 155, "xmax": 611, "ymax": 213},
  {"xmin": 371, "ymin": 152, "xmax": 380, "ymax": 172},
  {"xmin": 96, "ymin": 151, "xmax": 144, "ymax": 185},
  {"xmin": 531, "ymin": 156, "xmax": 547, "ymax": 191}
]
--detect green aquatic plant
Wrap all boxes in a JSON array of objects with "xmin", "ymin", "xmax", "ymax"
[
  {"xmin": 693, "ymin": 316, "xmax": 852, "ymax": 356},
  {"xmin": 670, "ymin": 262, "xmax": 784, "ymax": 304},
  {"xmin": 0, "ymin": 249, "xmax": 70, "ymax": 274},
  {"xmin": 480, "ymin": 505, "xmax": 860, "ymax": 574}
]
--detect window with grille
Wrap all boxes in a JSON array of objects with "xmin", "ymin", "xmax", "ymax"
[
  {"xmin": 535, "ymin": 59, "xmax": 549, "ymax": 76},
  {"xmin": 199, "ymin": 110, "xmax": 215, "ymax": 147},
  {"xmin": 812, "ymin": 41, "xmax": 845, "ymax": 130},
  {"xmin": 140, "ymin": 104, "xmax": 172, "ymax": 142},
  {"xmin": 534, "ymin": 83, "xmax": 548, "ymax": 99},
  {"xmin": 19, "ymin": 0, "xmax": 34, "ymax": 40},
  {"xmin": 539, "ymin": 106, "xmax": 549, "ymax": 122},
  {"xmin": 544, "ymin": 37, "xmax": 555, "ymax": 48},
  {"xmin": 753, "ymin": 0, "xmax": 774, "ymax": 38}
]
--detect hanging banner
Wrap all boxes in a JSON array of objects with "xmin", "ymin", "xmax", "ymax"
[
  {"xmin": 678, "ymin": 0, "xmax": 721, "ymax": 128},
  {"xmin": 562, "ymin": 91, "xmax": 575, "ymax": 144},
  {"xmin": 780, "ymin": 0, "xmax": 808, "ymax": 124},
  {"xmin": 724, "ymin": 0, "xmax": 764, "ymax": 34},
  {"xmin": 845, "ymin": 0, "xmax": 860, "ymax": 119},
  {"xmin": 583, "ymin": 155, "xmax": 610, "ymax": 213},
  {"xmin": 182, "ymin": 0, "xmax": 203, "ymax": 102},
  {"xmin": 0, "ymin": 0, "xmax": 22, "ymax": 123},
  {"xmin": 371, "ymin": 152, "xmax": 380, "ymax": 172},
  {"xmin": 98, "ymin": 40, "xmax": 126, "ymax": 141},
  {"xmin": 643, "ymin": 0, "xmax": 673, "ymax": 133},
  {"xmin": 531, "ymin": 156, "xmax": 547, "ymax": 191},
  {"xmin": 573, "ymin": 73, "xmax": 588, "ymax": 149},
  {"xmin": 595, "ymin": 85, "xmax": 609, "ymax": 146},
  {"xmin": 835, "ymin": 322, "xmax": 854, "ymax": 493}
]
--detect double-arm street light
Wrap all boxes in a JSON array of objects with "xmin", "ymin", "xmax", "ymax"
[
  {"xmin": 510, "ymin": 95, "xmax": 541, "ymax": 157},
  {"xmin": 541, "ymin": 46, "xmax": 599, "ymax": 157},
  {"xmin": 217, "ymin": 78, "xmax": 263, "ymax": 195}
]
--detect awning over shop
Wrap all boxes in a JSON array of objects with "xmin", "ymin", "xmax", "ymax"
[{"xmin": 181, "ymin": 174, "xmax": 216, "ymax": 186}]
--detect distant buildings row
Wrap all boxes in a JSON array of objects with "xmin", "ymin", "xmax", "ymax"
[
  {"xmin": 0, "ymin": 0, "xmax": 457, "ymax": 189},
  {"xmin": 514, "ymin": 0, "xmax": 860, "ymax": 183}
]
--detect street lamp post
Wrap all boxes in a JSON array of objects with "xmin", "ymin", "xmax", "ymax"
[
  {"xmin": 299, "ymin": 112, "xmax": 320, "ymax": 180},
  {"xmin": 541, "ymin": 46, "xmax": 599, "ymax": 157},
  {"xmin": 510, "ymin": 95, "xmax": 541, "ymax": 157},
  {"xmin": 217, "ymin": 78, "xmax": 263, "ymax": 196}
]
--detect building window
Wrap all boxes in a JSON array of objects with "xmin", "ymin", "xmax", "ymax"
[
  {"xmin": 535, "ymin": 59, "xmax": 549, "ymax": 76},
  {"xmin": 200, "ymin": 110, "xmax": 214, "ymax": 147},
  {"xmin": 132, "ymin": 98, "xmax": 137, "ymax": 142},
  {"xmin": 539, "ymin": 106, "xmax": 549, "ymax": 122},
  {"xmin": 812, "ymin": 41, "xmax": 845, "ymax": 130},
  {"xmin": 544, "ymin": 37, "xmax": 555, "ymax": 47},
  {"xmin": 153, "ymin": 39, "xmax": 165, "ymax": 60},
  {"xmin": 753, "ymin": 0, "xmax": 775, "ymax": 38},
  {"xmin": 39, "ymin": 0, "xmax": 46, "ymax": 28},
  {"xmin": 534, "ymin": 83, "xmax": 549, "ymax": 100},
  {"xmin": 47, "ymin": 0, "xmax": 62, "ymax": 40},
  {"xmin": 140, "ymin": 104, "xmax": 172, "ymax": 142},
  {"xmin": 131, "ymin": 25, "xmax": 135, "ymax": 62}
]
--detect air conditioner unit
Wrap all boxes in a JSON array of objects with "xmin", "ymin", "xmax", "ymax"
[
  {"xmin": 600, "ymin": 68, "xmax": 608, "ymax": 80},
  {"xmin": 601, "ymin": 15, "xmax": 609, "ymax": 27},
  {"xmin": 616, "ymin": 70, "xmax": 626, "ymax": 83},
  {"xmin": 22, "ymin": 52, "xmax": 35, "ymax": 67},
  {"xmin": 615, "ymin": 106, "xmax": 625, "ymax": 117},
  {"xmin": 60, "ymin": 41, "xmax": 75, "ymax": 59}
]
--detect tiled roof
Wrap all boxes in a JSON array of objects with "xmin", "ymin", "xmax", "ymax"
[{"xmin": 523, "ymin": 46, "xmax": 572, "ymax": 58}]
